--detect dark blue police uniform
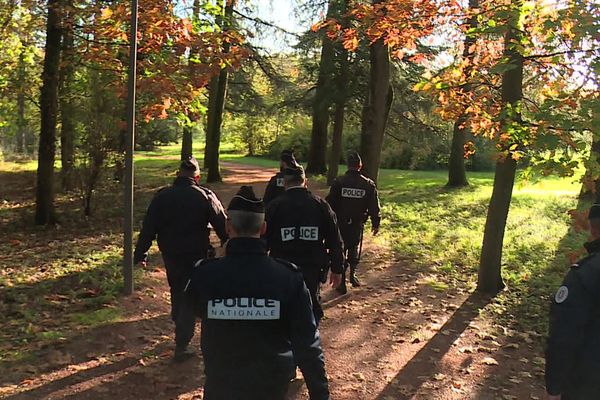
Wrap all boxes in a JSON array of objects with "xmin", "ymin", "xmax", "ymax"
[
  {"xmin": 545, "ymin": 237, "xmax": 600, "ymax": 399},
  {"xmin": 185, "ymin": 237, "xmax": 330, "ymax": 400}
]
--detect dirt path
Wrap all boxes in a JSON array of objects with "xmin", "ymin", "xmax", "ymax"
[{"xmin": 1, "ymin": 162, "xmax": 546, "ymax": 400}]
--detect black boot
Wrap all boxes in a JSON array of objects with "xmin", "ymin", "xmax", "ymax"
[
  {"xmin": 173, "ymin": 344, "xmax": 195, "ymax": 363},
  {"xmin": 349, "ymin": 265, "xmax": 361, "ymax": 287}
]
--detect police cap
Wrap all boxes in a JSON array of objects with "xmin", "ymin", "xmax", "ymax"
[
  {"xmin": 180, "ymin": 156, "xmax": 200, "ymax": 175},
  {"xmin": 347, "ymin": 151, "xmax": 362, "ymax": 168},
  {"xmin": 589, "ymin": 204, "xmax": 600, "ymax": 220},
  {"xmin": 283, "ymin": 164, "xmax": 305, "ymax": 181},
  {"xmin": 228, "ymin": 185, "xmax": 264, "ymax": 213}
]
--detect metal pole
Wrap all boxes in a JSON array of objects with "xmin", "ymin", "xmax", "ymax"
[{"xmin": 123, "ymin": 0, "xmax": 138, "ymax": 295}]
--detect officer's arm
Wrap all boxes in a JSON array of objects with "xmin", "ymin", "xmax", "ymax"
[
  {"xmin": 133, "ymin": 197, "xmax": 159, "ymax": 264},
  {"xmin": 368, "ymin": 186, "xmax": 381, "ymax": 229},
  {"xmin": 325, "ymin": 179, "xmax": 340, "ymax": 213},
  {"xmin": 288, "ymin": 276, "xmax": 330, "ymax": 400},
  {"xmin": 322, "ymin": 201, "xmax": 344, "ymax": 274},
  {"xmin": 545, "ymin": 267, "xmax": 595, "ymax": 396},
  {"xmin": 263, "ymin": 177, "xmax": 276, "ymax": 206},
  {"xmin": 206, "ymin": 193, "xmax": 228, "ymax": 244}
]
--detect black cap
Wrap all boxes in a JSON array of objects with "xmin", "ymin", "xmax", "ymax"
[
  {"xmin": 283, "ymin": 164, "xmax": 305, "ymax": 181},
  {"xmin": 589, "ymin": 204, "xmax": 600, "ymax": 219},
  {"xmin": 228, "ymin": 186, "xmax": 264, "ymax": 213},
  {"xmin": 347, "ymin": 151, "xmax": 362, "ymax": 167},
  {"xmin": 180, "ymin": 156, "xmax": 200, "ymax": 174}
]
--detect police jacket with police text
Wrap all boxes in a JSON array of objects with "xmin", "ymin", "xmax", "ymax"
[
  {"xmin": 263, "ymin": 171, "xmax": 285, "ymax": 206},
  {"xmin": 185, "ymin": 237, "xmax": 330, "ymax": 400},
  {"xmin": 545, "ymin": 238, "xmax": 600, "ymax": 396},
  {"xmin": 133, "ymin": 176, "xmax": 227, "ymax": 263},
  {"xmin": 326, "ymin": 170, "xmax": 381, "ymax": 229},
  {"xmin": 265, "ymin": 187, "xmax": 344, "ymax": 273}
]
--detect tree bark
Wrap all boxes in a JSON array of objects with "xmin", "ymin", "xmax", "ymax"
[
  {"xmin": 477, "ymin": 0, "xmax": 524, "ymax": 294},
  {"xmin": 360, "ymin": 29, "xmax": 392, "ymax": 183},
  {"xmin": 306, "ymin": 22, "xmax": 335, "ymax": 175},
  {"xmin": 203, "ymin": 0, "xmax": 232, "ymax": 182},
  {"xmin": 35, "ymin": 0, "xmax": 62, "ymax": 225},
  {"xmin": 16, "ymin": 47, "xmax": 26, "ymax": 154},
  {"xmin": 59, "ymin": 6, "xmax": 75, "ymax": 191},
  {"xmin": 181, "ymin": 125, "xmax": 193, "ymax": 160},
  {"xmin": 327, "ymin": 103, "xmax": 345, "ymax": 185},
  {"xmin": 447, "ymin": 0, "xmax": 479, "ymax": 187}
]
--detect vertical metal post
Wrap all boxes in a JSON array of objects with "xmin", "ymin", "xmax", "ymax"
[{"xmin": 123, "ymin": 0, "xmax": 138, "ymax": 295}]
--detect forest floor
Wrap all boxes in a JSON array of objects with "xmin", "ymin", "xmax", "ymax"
[{"xmin": 0, "ymin": 148, "xmax": 578, "ymax": 399}]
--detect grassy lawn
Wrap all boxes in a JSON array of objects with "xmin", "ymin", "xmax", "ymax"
[{"xmin": 0, "ymin": 144, "xmax": 588, "ymax": 366}]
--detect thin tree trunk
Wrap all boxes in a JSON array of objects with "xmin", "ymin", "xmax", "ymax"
[
  {"xmin": 306, "ymin": 26, "xmax": 335, "ymax": 175},
  {"xmin": 35, "ymin": 0, "xmax": 62, "ymax": 225},
  {"xmin": 203, "ymin": 0, "xmax": 232, "ymax": 183},
  {"xmin": 327, "ymin": 103, "xmax": 345, "ymax": 185},
  {"xmin": 16, "ymin": 47, "xmax": 26, "ymax": 153},
  {"xmin": 181, "ymin": 125, "xmax": 193, "ymax": 160},
  {"xmin": 477, "ymin": 0, "xmax": 524, "ymax": 294},
  {"xmin": 447, "ymin": 0, "xmax": 479, "ymax": 187},
  {"xmin": 360, "ymin": 26, "xmax": 392, "ymax": 183},
  {"xmin": 59, "ymin": 5, "xmax": 75, "ymax": 191}
]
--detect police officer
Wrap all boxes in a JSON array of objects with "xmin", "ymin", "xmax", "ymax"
[
  {"xmin": 545, "ymin": 204, "xmax": 600, "ymax": 399},
  {"xmin": 184, "ymin": 186, "xmax": 330, "ymax": 400},
  {"xmin": 133, "ymin": 156, "xmax": 228, "ymax": 362},
  {"xmin": 263, "ymin": 149, "xmax": 298, "ymax": 206},
  {"xmin": 326, "ymin": 151, "xmax": 381, "ymax": 294},
  {"xmin": 265, "ymin": 164, "xmax": 343, "ymax": 323}
]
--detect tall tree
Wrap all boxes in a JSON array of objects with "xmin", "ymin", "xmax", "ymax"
[
  {"xmin": 35, "ymin": 0, "xmax": 62, "ymax": 224},
  {"xmin": 477, "ymin": 0, "xmax": 524, "ymax": 294},
  {"xmin": 306, "ymin": 0, "xmax": 338, "ymax": 176},
  {"xmin": 16, "ymin": 44, "xmax": 26, "ymax": 154},
  {"xmin": 447, "ymin": 0, "xmax": 479, "ymax": 187},
  {"xmin": 59, "ymin": 2, "xmax": 76, "ymax": 191},
  {"xmin": 204, "ymin": 0, "xmax": 234, "ymax": 182},
  {"xmin": 360, "ymin": 26, "xmax": 392, "ymax": 182}
]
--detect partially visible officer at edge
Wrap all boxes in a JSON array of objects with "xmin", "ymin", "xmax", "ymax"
[
  {"xmin": 183, "ymin": 186, "xmax": 330, "ymax": 400},
  {"xmin": 263, "ymin": 149, "xmax": 299, "ymax": 206},
  {"xmin": 265, "ymin": 164, "xmax": 344, "ymax": 323},
  {"xmin": 133, "ymin": 156, "xmax": 228, "ymax": 362},
  {"xmin": 326, "ymin": 151, "xmax": 381, "ymax": 294},
  {"xmin": 545, "ymin": 204, "xmax": 600, "ymax": 400}
]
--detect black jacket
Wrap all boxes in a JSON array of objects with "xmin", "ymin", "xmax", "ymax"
[
  {"xmin": 265, "ymin": 187, "xmax": 344, "ymax": 274},
  {"xmin": 185, "ymin": 238, "xmax": 330, "ymax": 400},
  {"xmin": 326, "ymin": 169, "xmax": 381, "ymax": 230},
  {"xmin": 545, "ymin": 238, "xmax": 600, "ymax": 397},
  {"xmin": 133, "ymin": 176, "xmax": 227, "ymax": 263},
  {"xmin": 263, "ymin": 171, "xmax": 285, "ymax": 206}
]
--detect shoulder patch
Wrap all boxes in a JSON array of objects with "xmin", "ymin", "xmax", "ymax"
[
  {"xmin": 273, "ymin": 257, "xmax": 300, "ymax": 272},
  {"xmin": 555, "ymin": 286, "xmax": 569, "ymax": 303}
]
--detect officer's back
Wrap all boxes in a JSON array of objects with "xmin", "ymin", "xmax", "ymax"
[{"xmin": 185, "ymin": 186, "xmax": 330, "ymax": 400}]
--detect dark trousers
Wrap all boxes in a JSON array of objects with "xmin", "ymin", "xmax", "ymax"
[
  {"xmin": 204, "ymin": 380, "xmax": 289, "ymax": 400},
  {"xmin": 340, "ymin": 223, "xmax": 362, "ymax": 282},
  {"xmin": 297, "ymin": 264, "xmax": 323, "ymax": 324},
  {"xmin": 162, "ymin": 254, "xmax": 202, "ymax": 347}
]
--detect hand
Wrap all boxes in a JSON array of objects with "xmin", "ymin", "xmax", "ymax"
[
  {"xmin": 545, "ymin": 394, "xmax": 561, "ymax": 400},
  {"xmin": 329, "ymin": 272, "xmax": 342, "ymax": 289},
  {"xmin": 372, "ymin": 226, "xmax": 379, "ymax": 236}
]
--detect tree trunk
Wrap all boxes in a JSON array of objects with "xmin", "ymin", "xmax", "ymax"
[
  {"xmin": 59, "ymin": 6, "xmax": 75, "ymax": 191},
  {"xmin": 579, "ymin": 135, "xmax": 600, "ymax": 202},
  {"xmin": 327, "ymin": 103, "xmax": 345, "ymax": 185},
  {"xmin": 477, "ymin": 0, "xmax": 524, "ymax": 294},
  {"xmin": 181, "ymin": 125, "xmax": 193, "ymax": 160},
  {"xmin": 203, "ymin": 0, "xmax": 232, "ymax": 183},
  {"xmin": 447, "ymin": 0, "xmax": 479, "ymax": 187},
  {"xmin": 16, "ymin": 47, "xmax": 26, "ymax": 154},
  {"xmin": 35, "ymin": 0, "xmax": 62, "ymax": 225},
  {"xmin": 306, "ymin": 26, "xmax": 335, "ymax": 175},
  {"xmin": 360, "ymin": 28, "xmax": 392, "ymax": 183}
]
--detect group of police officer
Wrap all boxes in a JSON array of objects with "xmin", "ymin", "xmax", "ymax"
[
  {"xmin": 132, "ymin": 149, "xmax": 599, "ymax": 400},
  {"xmin": 134, "ymin": 150, "xmax": 380, "ymax": 399}
]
